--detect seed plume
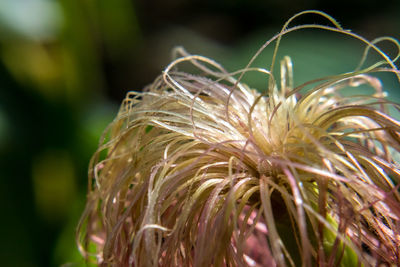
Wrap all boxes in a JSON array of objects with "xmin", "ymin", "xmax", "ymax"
[{"xmin": 77, "ymin": 11, "xmax": 400, "ymax": 266}]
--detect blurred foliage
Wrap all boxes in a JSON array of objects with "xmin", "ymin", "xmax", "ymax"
[{"xmin": 0, "ymin": 0, "xmax": 399, "ymax": 266}]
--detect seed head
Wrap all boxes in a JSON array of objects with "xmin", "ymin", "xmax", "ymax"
[{"xmin": 77, "ymin": 11, "xmax": 400, "ymax": 266}]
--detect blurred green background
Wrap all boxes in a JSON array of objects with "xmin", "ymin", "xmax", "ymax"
[{"xmin": 0, "ymin": 1, "xmax": 399, "ymax": 266}]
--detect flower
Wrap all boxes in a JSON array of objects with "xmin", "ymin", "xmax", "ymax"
[{"xmin": 77, "ymin": 11, "xmax": 400, "ymax": 266}]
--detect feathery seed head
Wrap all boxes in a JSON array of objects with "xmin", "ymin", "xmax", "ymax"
[{"xmin": 77, "ymin": 11, "xmax": 400, "ymax": 266}]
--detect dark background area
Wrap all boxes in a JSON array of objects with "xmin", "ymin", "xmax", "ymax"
[{"xmin": 0, "ymin": 0, "xmax": 399, "ymax": 266}]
